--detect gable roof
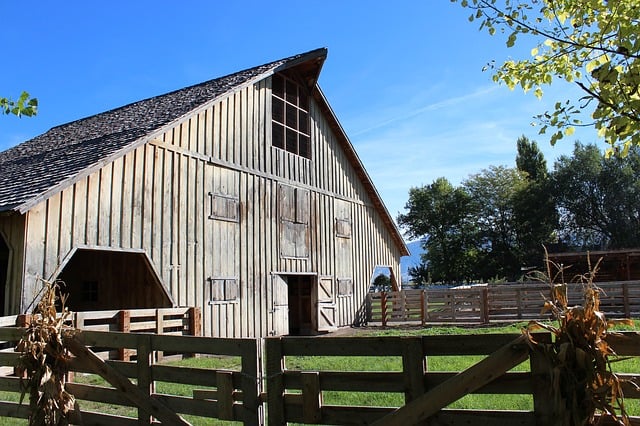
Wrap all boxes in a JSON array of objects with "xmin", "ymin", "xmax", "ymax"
[
  {"xmin": 0, "ymin": 48, "xmax": 408, "ymax": 255},
  {"xmin": 0, "ymin": 48, "xmax": 326, "ymax": 213}
]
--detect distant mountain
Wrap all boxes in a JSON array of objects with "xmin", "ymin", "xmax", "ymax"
[{"xmin": 401, "ymin": 240, "xmax": 424, "ymax": 284}]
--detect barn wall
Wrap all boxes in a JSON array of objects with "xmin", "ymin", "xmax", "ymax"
[
  {"xmin": 0, "ymin": 213, "xmax": 25, "ymax": 314},
  {"xmin": 19, "ymin": 76, "xmax": 402, "ymax": 336}
]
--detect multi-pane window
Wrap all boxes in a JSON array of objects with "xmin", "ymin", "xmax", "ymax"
[{"xmin": 272, "ymin": 73, "xmax": 311, "ymax": 158}]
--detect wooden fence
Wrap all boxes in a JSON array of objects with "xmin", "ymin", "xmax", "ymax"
[
  {"xmin": 1, "ymin": 306, "xmax": 201, "ymax": 338},
  {"xmin": 367, "ymin": 281, "xmax": 640, "ymax": 325},
  {"xmin": 265, "ymin": 332, "xmax": 640, "ymax": 425},
  {"xmin": 0, "ymin": 327, "xmax": 639, "ymax": 424},
  {"xmin": 0, "ymin": 326, "xmax": 260, "ymax": 425}
]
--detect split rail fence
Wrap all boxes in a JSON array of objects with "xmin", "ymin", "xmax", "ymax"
[
  {"xmin": 1, "ymin": 325, "xmax": 640, "ymax": 424},
  {"xmin": 367, "ymin": 281, "xmax": 640, "ymax": 325}
]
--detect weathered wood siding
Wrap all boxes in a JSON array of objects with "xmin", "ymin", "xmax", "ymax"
[
  {"xmin": 0, "ymin": 214, "xmax": 25, "ymax": 314},
  {"xmin": 17, "ymin": 76, "xmax": 402, "ymax": 336}
]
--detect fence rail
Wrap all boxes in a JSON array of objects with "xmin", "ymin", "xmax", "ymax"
[
  {"xmin": 367, "ymin": 281, "xmax": 640, "ymax": 325},
  {"xmin": 0, "ymin": 326, "xmax": 639, "ymax": 424},
  {"xmin": 265, "ymin": 332, "xmax": 640, "ymax": 425},
  {"xmin": 0, "ymin": 326, "xmax": 260, "ymax": 425}
]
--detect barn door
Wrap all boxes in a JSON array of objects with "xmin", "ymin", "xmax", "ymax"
[
  {"xmin": 270, "ymin": 275, "xmax": 289, "ymax": 336},
  {"xmin": 315, "ymin": 276, "xmax": 336, "ymax": 332}
]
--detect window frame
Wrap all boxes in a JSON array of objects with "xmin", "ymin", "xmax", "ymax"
[{"xmin": 271, "ymin": 73, "xmax": 311, "ymax": 159}]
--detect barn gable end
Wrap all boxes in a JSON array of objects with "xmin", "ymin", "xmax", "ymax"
[{"xmin": 0, "ymin": 48, "xmax": 408, "ymax": 337}]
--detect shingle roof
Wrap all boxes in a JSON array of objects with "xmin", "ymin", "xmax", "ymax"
[
  {"xmin": 0, "ymin": 48, "xmax": 327, "ymax": 212},
  {"xmin": 0, "ymin": 47, "xmax": 408, "ymax": 255}
]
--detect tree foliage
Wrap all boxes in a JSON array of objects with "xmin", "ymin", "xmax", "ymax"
[
  {"xmin": 398, "ymin": 137, "xmax": 640, "ymax": 284},
  {"xmin": 464, "ymin": 165, "xmax": 528, "ymax": 280},
  {"xmin": 553, "ymin": 142, "xmax": 640, "ymax": 250},
  {"xmin": 398, "ymin": 177, "xmax": 478, "ymax": 284},
  {"xmin": 1, "ymin": 91, "xmax": 38, "ymax": 117},
  {"xmin": 452, "ymin": 0, "xmax": 640, "ymax": 153},
  {"xmin": 513, "ymin": 136, "xmax": 558, "ymax": 268}
]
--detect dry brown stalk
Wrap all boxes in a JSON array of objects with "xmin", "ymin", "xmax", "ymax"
[
  {"xmin": 16, "ymin": 278, "xmax": 76, "ymax": 426},
  {"xmin": 525, "ymin": 248, "xmax": 637, "ymax": 426}
]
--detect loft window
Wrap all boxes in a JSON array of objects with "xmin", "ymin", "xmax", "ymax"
[
  {"xmin": 208, "ymin": 277, "xmax": 239, "ymax": 303},
  {"xmin": 272, "ymin": 73, "xmax": 311, "ymax": 158}
]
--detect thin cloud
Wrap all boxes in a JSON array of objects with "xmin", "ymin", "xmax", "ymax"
[{"xmin": 351, "ymin": 84, "xmax": 499, "ymax": 137}]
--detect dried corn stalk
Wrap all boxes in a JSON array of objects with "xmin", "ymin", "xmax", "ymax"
[
  {"xmin": 16, "ymin": 278, "xmax": 76, "ymax": 426},
  {"xmin": 525, "ymin": 249, "xmax": 637, "ymax": 426}
]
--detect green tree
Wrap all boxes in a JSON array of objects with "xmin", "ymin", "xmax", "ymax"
[
  {"xmin": 398, "ymin": 177, "xmax": 478, "ymax": 284},
  {"xmin": 1, "ymin": 91, "xmax": 38, "ymax": 117},
  {"xmin": 372, "ymin": 273, "xmax": 392, "ymax": 292},
  {"xmin": 463, "ymin": 165, "xmax": 527, "ymax": 280},
  {"xmin": 553, "ymin": 143, "xmax": 640, "ymax": 249},
  {"xmin": 453, "ymin": 0, "xmax": 640, "ymax": 153},
  {"xmin": 513, "ymin": 136, "xmax": 558, "ymax": 268}
]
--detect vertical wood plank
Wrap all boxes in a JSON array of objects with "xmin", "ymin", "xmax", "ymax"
[
  {"xmin": 118, "ymin": 310, "xmax": 131, "ymax": 361},
  {"xmin": 401, "ymin": 337, "xmax": 426, "ymax": 403},
  {"xmin": 529, "ymin": 333, "xmax": 554, "ymax": 426},
  {"xmin": 98, "ymin": 164, "xmax": 112, "ymax": 247},
  {"xmin": 265, "ymin": 337, "xmax": 285, "ymax": 426},
  {"xmin": 216, "ymin": 371, "xmax": 235, "ymax": 421},
  {"xmin": 301, "ymin": 371, "xmax": 322, "ymax": 424},
  {"xmin": 137, "ymin": 334, "xmax": 154, "ymax": 425}
]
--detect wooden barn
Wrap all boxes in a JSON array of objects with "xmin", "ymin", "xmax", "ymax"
[
  {"xmin": 0, "ymin": 48, "xmax": 408, "ymax": 337},
  {"xmin": 548, "ymin": 249, "xmax": 640, "ymax": 282}
]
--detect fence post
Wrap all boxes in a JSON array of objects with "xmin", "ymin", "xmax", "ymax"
[
  {"xmin": 74, "ymin": 312, "xmax": 85, "ymax": 330},
  {"xmin": 16, "ymin": 314, "xmax": 32, "ymax": 327},
  {"xmin": 623, "ymin": 283, "xmax": 631, "ymax": 318},
  {"xmin": 381, "ymin": 292, "xmax": 388, "ymax": 327},
  {"xmin": 401, "ymin": 337, "xmax": 427, "ymax": 403},
  {"xmin": 117, "ymin": 310, "xmax": 131, "ymax": 361},
  {"xmin": 155, "ymin": 309, "xmax": 164, "ymax": 362},
  {"xmin": 301, "ymin": 371, "xmax": 322, "ymax": 423},
  {"xmin": 137, "ymin": 334, "xmax": 154, "ymax": 425},
  {"xmin": 420, "ymin": 291, "xmax": 426, "ymax": 326},
  {"xmin": 480, "ymin": 287, "xmax": 490, "ymax": 324},
  {"xmin": 188, "ymin": 307, "xmax": 202, "ymax": 336},
  {"xmin": 529, "ymin": 332, "xmax": 554, "ymax": 425},
  {"xmin": 265, "ymin": 337, "xmax": 285, "ymax": 425}
]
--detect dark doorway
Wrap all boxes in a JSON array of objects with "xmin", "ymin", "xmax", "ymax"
[
  {"xmin": 0, "ymin": 235, "xmax": 9, "ymax": 316},
  {"xmin": 287, "ymin": 275, "xmax": 313, "ymax": 335},
  {"xmin": 57, "ymin": 249, "xmax": 172, "ymax": 312}
]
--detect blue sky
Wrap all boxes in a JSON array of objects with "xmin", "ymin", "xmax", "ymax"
[{"xmin": 1, "ymin": 1, "xmax": 606, "ymax": 221}]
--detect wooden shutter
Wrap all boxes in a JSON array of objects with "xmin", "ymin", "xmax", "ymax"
[{"xmin": 279, "ymin": 184, "xmax": 310, "ymax": 258}]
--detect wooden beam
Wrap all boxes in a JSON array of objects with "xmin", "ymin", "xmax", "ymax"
[
  {"xmin": 371, "ymin": 335, "xmax": 530, "ymax": 426},
  {"xmin": 63, "ymin": 331, "xmax": 190, "ymax": 426}
]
